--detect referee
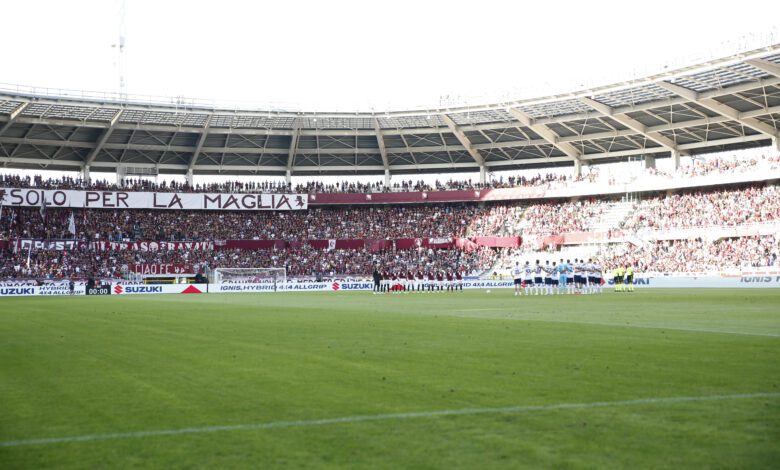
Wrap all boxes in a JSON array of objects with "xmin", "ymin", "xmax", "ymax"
[{"xmin": 372, "ymin": 265, "xmax": 381, "ymax": 294}]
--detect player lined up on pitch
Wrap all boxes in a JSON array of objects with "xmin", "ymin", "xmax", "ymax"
[
  {"xmin": 513, "ymin": 258, "xmax": 607, "ymax": 295},
  {"xmin": 372, "ymin": 266, "xmax": 464, "ymax": 293},
  {"xmin": 612, "ymin": 265, "xmax": 636, "ymax": 292}
]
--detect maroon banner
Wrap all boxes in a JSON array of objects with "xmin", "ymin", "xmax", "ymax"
[
  {"xmin": 471, "ymin": 236, "xmax": 521, "ymax": 248},
  {"xmin": 0, "ymin": 240, "xmax": 7, "ymax": 251},
  {"xmin": 454, "ymin": 237, "xmax": 479, "ymax": 253},
  {"xmin": 307, "ymin": 187, "xmax": 548, "ymax": 206},
  {"xmin": 424, "ymin": 237, "xmax": 454, "ymax": 249},
  {"xmin": 128, "ymin": 264, "xmax": 195, "ymax": 275},
  {"xmin": 221, "ymin": 240, "xmax": 284, "ymax": 250},
  {"xmin": 365, "ymin": 239, "xmax": 392, "ymax": 252},
  {"xmin": 306, "ymin": 239, "xmax": 365, "ymax": 250},
  {"xmin": 91, "ymin": 241, "xmax": 214, "ymax": 252}
]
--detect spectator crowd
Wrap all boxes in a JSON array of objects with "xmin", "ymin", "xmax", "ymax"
[
  {"xmin": 622, "ymin": 185, "xmax": 780, "ymax": 231},
  {"xmin": 0, "ymin": 244, "xmax": 498, "ymax": 281},
  {"xmin": 1, "ymin": 204, "xmax": 512, "ymax": 241},
  {"xmin": 599, "ymin": 235, "xmax": 778, "ymax": 273}
]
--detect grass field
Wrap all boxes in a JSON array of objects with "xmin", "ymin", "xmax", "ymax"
[{"xmin": 1, "ymin": 289, "xmax": 779, "ymax": 469}]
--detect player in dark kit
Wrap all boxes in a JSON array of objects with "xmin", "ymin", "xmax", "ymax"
[
  {"xmin": 416, "ymin": 268, "xmax": 425, "ymax": 293},
  {"xmin": 455, "ymin": 269, "xmax": 463, "ymax": 291},
  {"xmin": 427, "ymin": 270, "xmax": 435, "ymax": 292},
  {"xmin": 372, "ymin": 266, "xmax": 381, "ymax": 294},
  {"xmin": 435, "ymin": 270, "xmax": 444, "ymax": 291},
  {"xmin": 445, "ymin": 269, "xmax": 454, "ymax": 291}
]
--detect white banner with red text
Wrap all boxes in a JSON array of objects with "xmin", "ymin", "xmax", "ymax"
[{"xmin": 0, "ymin": 188, "xmax": 308, "ymax": 210}]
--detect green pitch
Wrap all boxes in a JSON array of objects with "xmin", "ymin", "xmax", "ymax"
[{"xmin": 1, "ymin": 289, "xmax": 779, "ymax": 469}]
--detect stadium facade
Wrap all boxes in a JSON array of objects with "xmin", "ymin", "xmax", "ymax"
[{"xmin": 0, "ymin": 45, "xmax": 778, "ymax": 184}]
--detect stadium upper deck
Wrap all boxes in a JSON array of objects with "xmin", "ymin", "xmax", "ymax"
[{"xmin": 1, "ymin": 45, "xmax": 779, "ymax": 182}]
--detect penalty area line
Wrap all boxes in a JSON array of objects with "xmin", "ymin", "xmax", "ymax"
[{"xmin": 1, "ymin": 392, "xmax": 778, "ymax": 448}]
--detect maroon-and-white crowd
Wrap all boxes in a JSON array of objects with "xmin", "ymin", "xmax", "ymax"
[{"xmin": 1, "ymin": 171, "xmax": 779, "ymax": 280}]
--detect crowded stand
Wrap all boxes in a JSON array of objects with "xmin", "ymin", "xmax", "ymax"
[
  {"xmin": 599, "ymin": 235, "xmax": 778, "ymax": 273},
  {"xmin": 622, "ymin": 185, "xmax": 780, "ymax": 231},
  {"xmin": 0, "ymin": 172, "xmax": 572, "ymax": 194},
  {"xmin": 2, "ymin": 159, "xmax": 779, "ymax": 283},
  {"xmin": 647, "ymin": 154, "xmax": 780, "ymax": 179},
  {"xmin": 0, "ymin": 244, "xmax": 497, "ymax": 281},
  {"xmin": 0, "ymin": 204, "xmax": 510, "ymax": 241},
  {"xmin": 516, "ymin": 199, "xmax": 608, "ymax": 237}
]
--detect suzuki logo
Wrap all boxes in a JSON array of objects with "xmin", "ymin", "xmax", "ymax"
[
  {"xmin": 332, "ymin": 281, "xmax": 340, "ymax": 291},
  {"xmin": 114, "ymin": 285, "xmax": 124, "ymax": 294}
]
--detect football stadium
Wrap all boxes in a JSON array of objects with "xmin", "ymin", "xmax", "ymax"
[{"xmin": 1, "ymin": 2, "xmax": 779, "ymax": 468}]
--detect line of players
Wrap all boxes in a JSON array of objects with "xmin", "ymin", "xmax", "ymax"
[
  {"xmin": 512, "ymin": 258, "xmax": 604, "ymax": 295},
  {"xmin": 373, "ymin": 267, "xmax": 464, "ymax": 293}
]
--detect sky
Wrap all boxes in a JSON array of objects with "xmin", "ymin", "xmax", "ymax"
[{"xmin": 1, "ymin": 0, "xmax": 778, "ymax": 112}]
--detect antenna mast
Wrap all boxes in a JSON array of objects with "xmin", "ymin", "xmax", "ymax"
[{"xmin": 117, "ymin": 0, "xmax": 127, "ymax": 100}]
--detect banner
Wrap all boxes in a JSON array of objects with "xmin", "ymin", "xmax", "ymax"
[
  {"xmin": 14, "ymin": 239, "xmax": 87, "ymax": 252},
  {"xmin": 0, "ymin": 284, "xmax": 86, "ymax": 296},
  {"xmin": 0, "ymin": 188, "xmax": 308, "ymax": 211},
  {"xmin": 128, "ymin": 264, "xmax": 195, "ymax": 275},
  {"xmin": 110, "ymin": 283, "xmax": 207, "ymax": 295},
  {"xmin": 471, "ymin": 236, "xmax": 521, "ymax": 248},
  {"xmin": 92, "ymin": 241, "xmax": 213, "ymax": 252}
]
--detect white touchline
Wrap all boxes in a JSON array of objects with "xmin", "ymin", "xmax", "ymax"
[{"xmin": 1, "ymin": 392, "xmax": 777, "ymax": 448}]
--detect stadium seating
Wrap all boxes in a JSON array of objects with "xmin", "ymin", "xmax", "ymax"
[
  {"xmin": 2, "ymin": 170, "xmax": 779, "ymax": 281},
  {"xmin": 599, "ymin": 235, "xmax": 778, "ymax": 273}
]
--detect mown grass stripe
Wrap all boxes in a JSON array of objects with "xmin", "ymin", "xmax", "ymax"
[{"xmin": 3, "ymin": 392, "xmax": 777, "ymax": 448}]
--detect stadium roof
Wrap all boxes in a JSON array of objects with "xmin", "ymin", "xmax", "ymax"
[{"xmin": 1, "ymin": 44, "xmax": 779, "ymax": 178}]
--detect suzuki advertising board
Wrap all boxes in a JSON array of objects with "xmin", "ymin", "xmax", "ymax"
[{"xmin": 111, "ymin": 284, "xmax": 208, "ymax": 295}]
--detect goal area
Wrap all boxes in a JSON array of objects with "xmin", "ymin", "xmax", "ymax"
[{"xmin": 212, "ymin": 268, "xmax": 287, "ymax": 289}]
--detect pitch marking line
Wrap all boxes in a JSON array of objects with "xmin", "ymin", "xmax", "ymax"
[
  {"xmin": 2, "ymin": 392, "xmax": 777, "ymax": 448},
  {"xmin": 453, "ymin": 309, "xmax": 780, "ymax": 338}
]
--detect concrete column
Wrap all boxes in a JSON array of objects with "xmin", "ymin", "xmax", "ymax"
[
  {"xmin": 644, "ymin": 155, "xmax": 656, "ymax": 170},
  {"xmin": 671, "ymin": 150, "xmax": 680, "ymax": 171},
  {"xmin": 285, "ymin": 169, "xmax": 292, "ymax": 185},
  {"xmin": 479, "ymin": 166, "xmax": 487, "ymax": 185},
  {"xmin": 185, "ymin": 168, "xmax": 194, "ymax": 187},
  {"xmin": 82, "ymin": 165, "xmax": 91, "ymax": 184},
  {"xmin": 573, "ymin": 159, "xmax": 582, "ymax": 178},
  {"xmin": 773, "ymin": 136, "xmax": 780, "ymax": 152},
  {"xmin": 115, "ymin": 166, "xmax": 126, "ymax": 187},
  {"xmin": 384, "ymin": 168, "xmax": 391, "ymax": 187}
]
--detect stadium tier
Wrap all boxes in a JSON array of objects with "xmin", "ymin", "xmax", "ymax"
[{"xmin": 1, "ymin": 174, "xmax": 778, "ymax": 281}]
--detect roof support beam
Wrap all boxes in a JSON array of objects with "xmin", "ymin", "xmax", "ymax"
[
  {"xmin": 84, "ymin": 110, "xmax": 122, "ymax": 168},
  {"xmin": 187, "ymin": 114, "xmax": 212, "ymax": 174},
  {"xmin": 286, "ymin": 122, "xmax": 300, "ymax": 177},
  {"xmin": 441, "ymin": 114, "xmax": 484, "ymax": 169},
  {"xmin": 656, "ymin": 81, "xmax": 779, "ymax": 139},
  {"xmin": 0, "ymin": 102, "xmax": 29, "ymax": 137},
  {"xmin": 506, "ymin": 108, "xmax": 581, "ymax": 161},
  {"xmin": 373, "ymin": 118, "xmax": 390, "ymax": 175},
  {"xmin": 578, "ymin": 97, "xmax": 679, "ymax": 152},
  {"xmin": 744, "ymin": 58, "xmax": 780, "ymax": 78}
]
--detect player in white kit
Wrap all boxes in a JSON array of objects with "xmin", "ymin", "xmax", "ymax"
[
  {"xmin": 523, "ymin": 261, "xmax": 534, "ymax": 295},
  {"xmin": 512, "ymin": 262, "xmax": 522, "ymax": 296}
]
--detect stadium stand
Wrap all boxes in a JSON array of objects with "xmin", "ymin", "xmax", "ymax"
[{"xmin": 2, "ymin": 177, "xmax": 778, "ymax": 280}]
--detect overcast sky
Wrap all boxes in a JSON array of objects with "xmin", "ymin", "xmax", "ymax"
[{"xmin": 1, "ymin": 0, "xmax": 777, "ymax": 111}]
